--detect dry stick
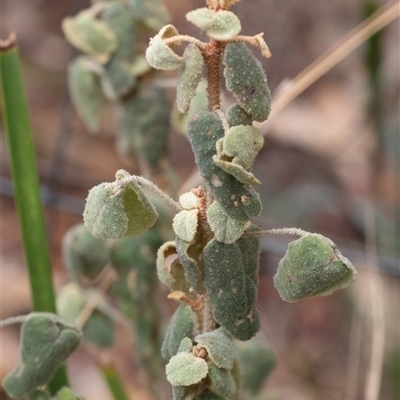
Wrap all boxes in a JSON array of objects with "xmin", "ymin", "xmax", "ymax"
[
  {"xmin": 265, "ymin": 0, "xmax": 400, "ymax": 120},
  {"xmin": 363, "ymin": 201, "xmax": 386, "ymax": 400},
  {"xmin": 179, "ymin": 1, "xmax": 400, "ymax": 194}
]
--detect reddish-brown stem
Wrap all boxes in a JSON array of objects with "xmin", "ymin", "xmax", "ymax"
[{"xmin": 202, "ymin": 40, "xmax": 226, "ymax": 111}]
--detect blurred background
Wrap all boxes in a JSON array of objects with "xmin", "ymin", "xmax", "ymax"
[{"xmin": 1, "ymin": 0, "xmax": 399, "ymax": 399}]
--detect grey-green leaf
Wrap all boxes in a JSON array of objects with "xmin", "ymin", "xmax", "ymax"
[
  {"xmin": 274, "ymin": 234, "xmax": 357, "ymax": 302},
  {"xmin": 55, "ymin": 387, "xmax": 86, "ymax": 400},
  {"xmin": 186, "ymin": 8, "xmax": 241, "ymax": 41},
  {"xmin": 177, "ymin": 44, "xmax": 204, "ymax": 114},
  {"xmin": 62, "ymin": 224, "xmax": 109, "ymax": 282},
  {"xmin": 195, "ymin": 327, "xmax": 235, "ymax": 370},
  {"xmin": 3, "ymin": 313, "xmax": 81, "ymax": 399},
  {"xmin": 166, "ymin": 352, "xmax": 208, "ymax": 386},
  {"xmin": 176, "ymin": 237, "xmax": 202, "ymax": 291},
  {"xmin": 187, "ymin": 111, "xmax": 262, "ymax": 222},
  {"xmin": 173, "ymin": 209, "xmax": 199, "ymax": 243},
  {"xmin": 227, "ymin": 104, "xmax": 253, "ymax": 127},
  {"xmin": 62, "ymin": 11, "xmax": 118, "ymax": 63},
  {"xmin": 68, "ymin": 57, "xmax": 102, "ymax": 132},
  {"xmin": 83, "ymin": 171, "xmax": 158, "ymax": 239},
  {"xmin": 208, "ymin": 363, "xmax": 236, "ymax": 398},
  {"xmin": 203, "ymin": 235, "xmax": 261, "ymax": 340},
  {"xmin": 161, "ymin": 305, "xmax": 195, "ymax": 359},
  {"xmin": 146, "ymin": 34, "xmax": 183, "ymax": 71},
  {"xmin": 207, "ymin": 201, "xmax": 247, "ymax": 244},
  {"xmin": 178, "ymin": 337, "xmax": 193, "ymax": 353},
  {"xmin": 223, "ymin": 43, "xmax": 271, "ymax": 122}
]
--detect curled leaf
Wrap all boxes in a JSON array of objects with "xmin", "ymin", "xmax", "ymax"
[
  {"xmin": 173, "ymin": 209, "xmax": 199, "ymax": 243},
  {"xmin": 3, "ymin": 313, "xmax": 81, "ymax": 399},
  {"xmin": 179, "ymin": 191, "xmax": 200, "ymax": 210},
  {"xmin": 62, "ymin": 10, "xmax": 118, "ymax": 63},
  {"xmin": 186, "ymin": 8, "xmax": 241, "ymax": 41},
  {"xmin": 227, "ymin": 104, "xmax": 253, "ymax": 127},
  {"xmin": 195, "ymin": 327, "xmax": 235, "ymax": 370},
  {"xmin": 187, "ymin": 111, "xmax": 262, "ymax": 222},
  {"xmin": 146, "ymin": 26, "xmax": 183, "ymax": 71},
  {"xmin": 207, "ymin": 201, "xmax": 247, "ymax": 244},
  {"xmin": 208, "ymin": 362, "xmax": 236, "ymax": 398},
  {"xmin": 274, "ymin": 234, "xmax": 357, "ymax": 302},
  {"xmin": 166, "ymin": 352, "xmax": 208, "ymax": 386},
  {"xmin": 177, "ymin": 44, "xmax": 204, "ymax": 114},
  {"xmin": 176, "ymin": 237, "xmax": 202, "ymax": 291},
  {"xmin": 83, "ymin": 170, "xmax": 158, "ymax": 239}
]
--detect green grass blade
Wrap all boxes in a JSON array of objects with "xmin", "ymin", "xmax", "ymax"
[
  {"xmin": 0, "ymin": 34, "xmax": 69, "ymax": 392},
  {"xmin": 102, "ymin": 367, "xmax": 131, "ymax": 400}
]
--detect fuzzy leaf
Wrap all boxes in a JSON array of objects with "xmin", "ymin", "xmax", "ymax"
[
  {"xmin": 203, "ymin": 235, "xmax": 261, "ymax": 340},
  {"xmin": 146, "ymin": 34, "xmax": 183, "ymax": 71},
  {"xmin": 62, "ymin": 224, "xmax": 109, "ymax": 281},
  {"xmin": 179, "ymin": 191, "xmax": 200, "ymax": 210},
  {"xmin": 161, "ymin": 305, "xmax": 195, "ymax": 359},
  {"xmin": 220, "ymin": 126, "xmax": 264, "ymax": 170},
  {"xmin": 102, "ymin": 2, "xmax": 137, "ymax": 98},
  {"xmin": 178, "ymin": 337, "xmax": 193, "ymax": 353},
  {"xmin": 173, "ymin": 386, "xmax": 196, "ymax": 400},
  {"xmin": 195, "ymin": 388, "xmax": 227, "ymax": 400},
  {"xmin": 237, "ymin": 338, "xmax": 276, "ymax": 396},
  {"xmin": 195, "ymin": 327, "xmax": 235, "ymax": 370},
  {"xmin": 68, "ymin": 57, "xmax": 102, "ymax": 132},
  {"xmin": 274, "ymin": 234, "xmax": 357, "ymax": 302},
  {"xmin": 83, "ymin": 171, "xmax": 158, "ymax": 239},
  {"xmin": 187, "ymin": 111, "xmax": 262, "ymax": 222},
  {"xmin": 186, "ymin": 8, "xmax": 241, "ymax": 41},
  {"xmin": 166, "ymin": 352, "xmax": 208, "ymax": 386},
  {"xmin": 56, "ymin": 283, "xmax": 85, "ymax": 323},
  {"xmin": 116, "ymin": 85, "xmax": 169, "ymax": 167},
  {"xmin": 213, "ymin": 159, "xmax": 260, "ymax": 185},
  {"xmin": 27, "ymin": 390, "xmax": 50, "ymax": 400},
  {"xmin": 173, "ymin": 209, "xmax": 199, "ymax": 242},
  {"xmin": 176, "ymin": 237, "xmax": 202, "ymax": 291},
  {"xmin": 207, "ymin": 201, "xmax": 246, "ymax": 244},
  {"xmin": 62, "ymin": 11, "xmax": 118, "ymax": 63},
  {"xmin": 55, "ymin": 387, "xmax": 86, "ymax": 400},
  {"xmin": 223, "ymin": 43, "xmax": 271, "ymax": 122},
  {"xmin": 208, "ymin": 363, "xmax": 236, "ymax": 398},
  {"xmin": 227, "ymin": 104, "xmax": 253, "ymax": 127},
  {"xmin": 177, "ymin": 44, "xmax": 204, "ymax": 114},
  {"xmin": 127, "ymin": 0, "xmax": 169, "ymax": 30},
  {"xmin": 3, "ymin": 313, "xmax": 81, "ymax": 399}
]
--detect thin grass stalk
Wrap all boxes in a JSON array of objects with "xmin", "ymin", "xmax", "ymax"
[
  {"xmin": 102, "ymin": 367, "xmax": 131, "ymax": 400},
  {"xmin": 0, "ymin": 33, "xmax": 69, "ymax": 393}
]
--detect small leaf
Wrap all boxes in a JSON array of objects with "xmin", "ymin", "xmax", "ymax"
[
  {"xmin": 62, "ymin": 224, "xmax": 109, "ymax": 282},
  {"xmin": 27, "ymin": 390, "xmax": 50, "ymax": 400},
  {"xmin": 227, "ymin": 104, "xmax": 253, "ymax": 127},
  {"xmin": 186, "ymin": 8, "xmax": 241, "ymax": 41},
  {"xmin": 236, "ymin": 338, "xmax": 276, "ymax": 396},
  {"xmin": 223, "ymin": 43, "xmax": 271, "ymax": 122},
  {"xmin": 3, "ymin": 313, "xmax": 81, "ymax": 399},
  {"xmin": 126, "ymin": 0, "xmax": 169, "ymax": 30},
  {"xmin": 173, "ymin": 209, "xmax": 199, "ymax": 242},
  {"xmin": 166, "ymin": 352, "xmax": 208, "ymax": 386},
  {"xmin": 207, "ymin": 201, "xmax": 246, "ymax": 244},
  {"xmin": 62, "ymin": 11, "xmax": 118, "ymax": 63},
  {"xmin": 176, "ymin": 237, "xmax": 202, "ymax": 291},
  {"xmin": 57, "ymin": 283, "xmax": 85, "ymax": 323},
  {"xmin": 195, "ymin": 328, "xmax": 235, "ymax": 370},
  {"xmin": 195, "ymin": 388, "xmax": 227, "ymax": 400},
  {"xmin": 177, "ymin": 44, "xmax": 204, "ymax": 114},
  {"xmin": 146, "ymin": 32, "xmax": 183, "ymax": 71},
  {"xmin": 83, "ymin": 309, "xmax": 114, "ymax": 348},
  {"xmin": 173, "ymin": 386, "xmax": 196, "ymax": 400},
  {"xmin": 187, "ymin": 111, "xmax": 262, "ymax": 222},
  {"xmin": 83, "ymin": 171, "xmax": 158, "ymax": 239},
  {"xmin": 178, "ymin": 337, "xmax": 193, "ymax": 353},
  {"xmin": 274, "ymin": 234, "xmax": 357, "ymax": 302},
  {"xmin": 55, "ymin": 387, "xmax": 86, "ymax": 400},
  {"xmin": 208, "ymin": 363, "xmax": 236, "ymax": 398},
  {"xmin": 179, "ymin": 191, "xmax": 200, "ymax": 210},
  {"xmin": 213, "ymin": 158, "xmax": 261, "ymax": 186},
  {"xmin": 68, "ymin": 57, "xmax": 102, "ymax": 133},
  {"xmin": 161, "ymin": 305, "xmax": 195, "ymax": 359}
]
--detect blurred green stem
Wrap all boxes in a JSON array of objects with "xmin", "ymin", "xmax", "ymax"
[
  {"xmin": 0, "ymin": 33, "xmax": 68, "ymax": 393},
  {"xmin": 102, "ymin": 367, "xmax": 131, "ymax": 400}
]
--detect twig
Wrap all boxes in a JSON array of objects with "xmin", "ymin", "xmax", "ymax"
[
  {"xmin": 266, "ymin": 0, "xmax": 400, "ymax": 120},
  {"xmin": 242, "ymin": 227, "xmax": 310, "ymax": 238},
  {"xmin": 0, "ymin": 315, "xmax": 28, "ymax": 328}
]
